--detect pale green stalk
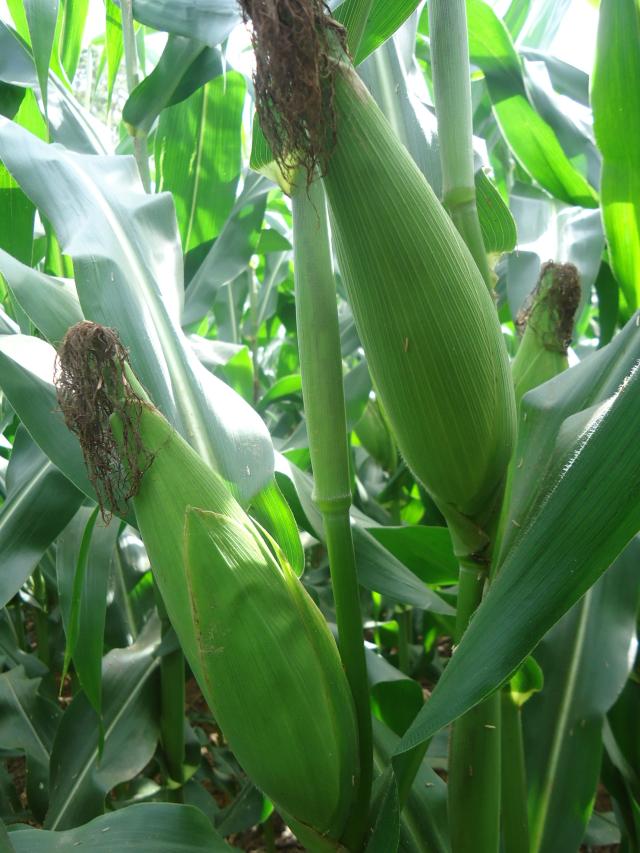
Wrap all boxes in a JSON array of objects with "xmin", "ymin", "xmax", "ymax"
[
  {"xmin": 429, "ymin": 3, "xmax": 501, "ymax": 846},
  {"xmin": 448, "ymin": 561, "xmax": 501, "ymax": 853},
  {"xmin": 292, "ymin": 177, "xmax": 372, "ymax": 851},
  {"xmin": 501, "ymin": 688, "xmax": 529, "ymax": 853},
  {"xmin": 121, "ymin": 0, "xmax": 151, "ymax": 192},
  {"xmin": 428, "ymin": 0, "xmax": 492, "ymax": 289}
]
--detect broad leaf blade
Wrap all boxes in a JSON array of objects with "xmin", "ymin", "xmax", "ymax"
[
  {"xmin": 57, "ymin": 507, "xmax": 120, "ymax": 716},
  {"xmin": 59, "ymin": 0, "xmax": 89, "ymax": 81},
  {"xmin": 0, "ymin": 248, "xmax": 83, "ymax": 345},
  {"xmin": 0, "ymin": 334, "xmax": 94, "ymax": 498},
  {"xmin": 334, "ymin": 0, "xmax": 422, "ymax": 65},
  {"xmin": 156, "ymin": 70, "xmax": 245, "ymax": 252},
  {"xmin": 10, "ymin": 803, "xmax": 232, "ymax": 852},
  {"xmin": 396, "ymin": 313, "xmax": 640, "ymax": 755},
  {"xmin": 0, "ymin": 428, "xmax": 83, "ymax": 608},
  {"xmin": 525, "ymin": 538, "xmax": 640, "ymax": 853},
  {"xmin": 592, "ymin": 0, "xmax": 640, "ymax": 311},
  {"xmin": 0, "ymin": 118, "xmax": 274, "ymax": 504},
  {"xmin": 23, "ymin": 0, "xmax": 59, "ymax": 112},
  {"xmin": 123, "ymin": 36, "xmax": 208, "ymax": 135},
  {"xmin": 45, "ymin": 619, "xmax": 161, "ymax": 830},
  {"xmin": 0, "ymin": 667, "xmax": 61, "ymax": 820}
]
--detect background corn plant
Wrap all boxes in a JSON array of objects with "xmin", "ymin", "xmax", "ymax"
[{"xmin": 0, "ymin": 0, "xmax": 639, "ymax": 851}]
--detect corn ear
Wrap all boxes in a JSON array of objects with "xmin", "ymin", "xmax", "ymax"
[
  {"xmin": 111, "ymin": 404, "xmax": 358, "ymax": 840},
  {"xmin": 511, "ymin": 262, "xmax": 581, "ymax": 406},
  {"xmin": 322, "ymin": 65, "xmax": 516, "ymax": 553}
]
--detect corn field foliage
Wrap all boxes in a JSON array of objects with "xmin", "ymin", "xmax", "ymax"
[{"xmin": 0, "ymin": 0, "xmax": 639, "ymax": 851}]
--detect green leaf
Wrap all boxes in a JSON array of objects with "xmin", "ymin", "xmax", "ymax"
[
  {"xmin": 124, "ymin": 37, "xmax": 210, "ymax": 135},
  {"xmin": 0, "ymin": 90, "xmax": 47, "ymax": 267},
  {"xmin": 519, "ymin": 0, "xmax": 572, "ymax": 49},
  {"xmin": 23, "ymin": 0, "xmax": 59, "ymax": 112},
  {"xmin": 0, "ymin": 248, "xmax": 83, "ymax": 345},
  {"xmin": 10, "ymin": 802, "xmax": 232, "ymax": 851},
  {"xmin": 372, "ymin": 718, "xmax": 449, "ymax": 853},
  {"xmin": 0, "ymin": 334, "xmax": 95, "ymax": 499},
  {"xmin": 396, "ymin": 310, "xmax": 640, "ymax": 757},
  {"xmin": 250, "ymin": 478, "xmax": 304, "ymax": 577},
  {"xmin": 592, "ymin": 0, "xmax": 640, "ymax": 311},
  {"xmin": 359, "ymin": 35, "xmax": 514, "ymax": 252},
  {"xmin": 57, "ymin": 507, "xmax": 120, "ymax": 717},
  {"xmin": 368, "ymin": 525, "xmax": 458, "ymax": 587},
  {"xmin": 256, "ymin": 374, "xmax": 302, "ymax": 411},
  {"xmin": 130, "ymin": 0, "xmax": 241, "ymax": 45},
  {"xmin": 105, "ymin": 0, "xmax": 123, "ymax": 111},
  {"xmin": 156, "ymin": 71, "xmax": 245, "ymax": 252},
  {"xmin": 466, "ymin": 0, "xmax": 598, "ymax": 208},
  {"xmin": 366, "ymin": 649, "xmax": 423, "ymax": 737},
  {"xmin": 0, "ymin": 666, "xmax": 62, "ymax": 819},
  {"xmin": 334, "ymin": 0, "xmax": 422, "ymax": 65},
  {"xmin": 0, "ymin": 428, "xmax": 83, "ymax": 609},
  {"xmin": 595, "ymin": 261, "xmax": 619, "ymax": 348},
  {"xmin": 524, "ymin": 538, "xmax": 640, "ymax": 853},
  {"xmin": 45, "ymin": 619, "xmax": 160, "ymax": 830},
  {"xmin": 504, "ymin": 0, "xmax": 532, "ymax": 40},
  {"xmin": 475, "ymin": 168, "xmax": 517, "ymax": 253},
  {"xmin": 0, "ymin": 117, "xmax": 274, "ymax": 505},
  {"xmin": 281, "ymin": 459, "xmax": 453, "ymax": 614},
  {"xmin": 183, "ymin": 172, "xmax": 269, "ymax": 324},
  {"xmin": 58, "ymin": 0, "xmax": 89, "ymax": 81}
]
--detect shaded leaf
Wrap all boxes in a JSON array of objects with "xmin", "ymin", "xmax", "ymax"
[
  {"xmin": 0, "ymin": 667, "xmax": 61, "ymax": 819},
  {"xmin": 10, "ymin": 802, "xmax": 232, "ymax": 851},
  {"xmin": 0, "ymin": 428, "xmax": 83, "ymax": 609},
  {"xmin": 524, "ymin": 538, "xmax": 640, "ymax": 853},
  {"xmin": 45, "ymin": 619, "xmax": 161, "ymax": 830},
  {"xmin": 184, "ymin": 173, "xmax": 269, "ymax": 324},
  {"xmin": 0, "ymin": 248, "xmax": 83, "ymax": 345}
]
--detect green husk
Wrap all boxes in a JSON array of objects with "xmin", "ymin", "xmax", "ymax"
[
  {"xmin": 121, "ymin": 407, "xmax": 359, "ymax": 838},
  {"xmin": 55, "ymin": 323, "xmax": 359, "ymax": 842},
  {"xmin": 322, "ymin": 65, "xmax": 516, "ymax": 555},
  {"xmin": 242, "ymin": 2, "xmax": 515, "ymax": 555},
  {"xmin": 512, "ymin": 261, "xmax": 581, "ymax": 406}
]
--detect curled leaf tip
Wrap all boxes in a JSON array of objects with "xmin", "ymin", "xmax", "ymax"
[{"xmin": 55, "ymin": 321, "xmax": 152, "ymax": 519}]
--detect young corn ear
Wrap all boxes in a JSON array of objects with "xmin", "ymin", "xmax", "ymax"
[
  {"xmin": 322, "ymin": 65, "xmax": 517, "ymax": 553},
  {"xmin": 55, "ymin": 324, "xmax": 359, "ymax": 842},
  {"xmin": 117, "ymin": 405, "xmax": 359, "ymax": 839},
  {"xmin": 511, "ymin": 261, "xmax": 581, "ymax": 406}
]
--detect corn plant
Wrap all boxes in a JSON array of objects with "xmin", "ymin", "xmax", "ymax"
[{"xmin": 0, "ymin": 1, "xmax": 639, "ymax": 852}]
